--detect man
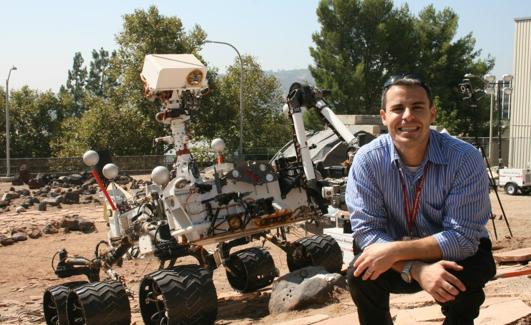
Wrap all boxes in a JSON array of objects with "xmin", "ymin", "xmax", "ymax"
[{"xmin": 345, "ymin": 74, "xmax": 496, "ymax": 325}]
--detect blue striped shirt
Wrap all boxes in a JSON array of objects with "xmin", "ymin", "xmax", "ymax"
[{"xmin": 346, "ymin": 130, "xmax": 491, "ymax": 261}]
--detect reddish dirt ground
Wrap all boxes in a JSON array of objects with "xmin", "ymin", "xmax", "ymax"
[{"xmin": 0, "ymin": 181, "xmax": 530, "ymax": 324}]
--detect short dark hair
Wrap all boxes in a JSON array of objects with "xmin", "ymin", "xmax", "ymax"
[{"xmin": 381, "ymin": 73, "xmax": 433, "ymax": 109}]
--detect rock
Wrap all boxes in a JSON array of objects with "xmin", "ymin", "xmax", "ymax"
[
  {"xmin": 15, "ymin": 206, "xmax": 26, "ymax": 213},
  {"xmin": 11, "ymin": 177, "xmax": 24, "ymax": 186},
  {"xmin": 63, "ymin": 191, "xmax": 80, "ymax": 204},
  {"xmin": 0, "ymin": 200, "xmax": 9, "ymax": 208},
  {"xmin": 82, "ymin": 178, "xmax": 96, "ymax": 188},
  {"xmin": 11, "ymin": 227, "xmax": 27, "ymax": 234},
  {"xmin": 79, "ymin": 219, "xmax": 96, "ymax": 233},
  {"xmin": 28, "ymin": 228, "xmax": 42, "ymax": 239},
  {"xmin": 42, "ymin": 221, "xmax": 60, "ymax": 234},
  {"xmin": 27, "ymin": 178, "xmax": 45, "ymax": 190},
  {"xmin": 12, "ymin": 232, "xmax": 28, "ymax": 242},
  {"xmin": 67, "ymin": 174, "xmax": 84, "ymax": 185},
  {"xmin": 0, "ymin": 236, "xmax": 15, "ymax": 246},
  {"xmin": 269, "ymin": 266, "xmax": 343, "ymax": 314},
  {"xmin": 16, "ymin": 189, "xmax": 31, "ymax": 196},
  {"xmin": 43, "ymin": 196, "xmax": 63, "ymax": 206},
  {"xmin": 38, "ymin": 202, "xmax": 47, "ymax": 211},
  {"xmin": 115, "ymin": 175, "xmax": 132, "ymax": 185},
  {"xmin": 60, "ymin": 214, "xmax": 96, "ymax": 233},
  {"xmin": 2, "ymin": 191, "xmax": 20, "ymax": 201},
  {"xmin": 24, "ymin": 196, "xmax": 38, "ymax": 206}
]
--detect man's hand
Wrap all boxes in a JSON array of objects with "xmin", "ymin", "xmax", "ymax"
[
  {"xmin": 353, "ymin": 242, "xmax": 398, "ymax": 280},
  {"xmin": 413, "ymin": 260, "xmax": 466, "ymax": 303}
]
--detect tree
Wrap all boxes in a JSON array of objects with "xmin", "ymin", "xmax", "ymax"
[
  {"xmin": 53, "ymin": 6, "xmax": 210, "ymax": 157},
  {"xmin": 86, "ymin": 47, "xmax": 117, "ymax": 98},
  {"xmin": 61, "ymin": 52, "xmax": 88, "ymax": 116},
  {"xmin": 51, "ymin": 96, "xmax": 156, "ymax": 157},
  {"xmin": 310, "ymin": 0, "xmax": 417, "ymax": 114},
  {"xmin": 190, "ymin": 56, "xmax": 292, "ymax": 157},
  {"xmin": 413, "ymin": 6, "xmax": 493, "ymax": 136},
  {"xmin": 4, "ymin": 87, "xmax": 65, "ymax": 157},
  {"xmin": 310, "ymin": 0, "xmax": 493, "ymax": 136}
]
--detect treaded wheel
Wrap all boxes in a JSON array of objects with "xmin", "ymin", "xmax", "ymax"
[
  {"xmin": 287, "ymin": 234, "xmax": 343, "ymax": 273},
  {"xmin": 43, "ymin": 281, "xmax": 87, "ymax": 325},
  {"xmin": 66, "ymin": 281, "xmax": 131, "ymax": 325},
  {"xmin": 505, "ymin": 183, "xmax": 518, "ymax": 195},
  {"xmin": 139, "ymin": 264, "xmax": 217, "ymax": 325},
  {"xmin": 226, "ymin": 247, "xmax": 278, "ymax": 292}
]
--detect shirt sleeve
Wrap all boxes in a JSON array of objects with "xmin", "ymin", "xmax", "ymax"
[
  {"xmin": 346, "ymin": 152, "xmax": 394, "ymax": 250},
  {"xmin": 432, "ymin": 148, "xmax": 491, "ymax": 260}
]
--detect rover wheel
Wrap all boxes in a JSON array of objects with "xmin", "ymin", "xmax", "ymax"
[
  {"xmin": 505, "ymin": 183, "xmax": 518, "ymax": 195},
  {"xmin": 139, "ymin": 264, "xmax": 217, "ymax": 325},
  {"xmin": 287, "ymin": 234, "xmax": 343, "ymax": 273},
  {"xmin": 66, "ymin": 281, "xmax": 130, "ymax": 325},
  {"xmin": 43, "ymin": 281, "xmax": 87, "ymax": 325},
  {"xmin": 226, "ymin": 247, "xmax": 278, "ymax": 292}
]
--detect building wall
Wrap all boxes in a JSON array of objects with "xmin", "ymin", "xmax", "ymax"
[{"xmin": 509, "ymin": 17, "xmax": 531, "ymax": 168}]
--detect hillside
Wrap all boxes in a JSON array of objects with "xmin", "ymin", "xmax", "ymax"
[{"xmin": 266, "ymin": 68, "xmax": 315, "ymax": 94}]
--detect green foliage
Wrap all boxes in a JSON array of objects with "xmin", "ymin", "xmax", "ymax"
[
  {"xmin": 190, "ymin": 56, "xmax": 292, "ymax": 157},
  {"xmin": 86, "ymin": 48, "xmax": 118, "ymax": 98},
  {"xmin": 3, "ymin": 87, "xmax": 66, "ymax": 157},
  {"xmin": 51, "ymin": 96, "xmax": 156, "ymax": 157},
  {"xmin": 61, "ymin": 52, "xmax": 88, "ymax": 116},
  {"xmin": 51, "ymin": 5, "xmax": 208, "ymax": 157},
  {"xmin": 310, "ymin": 0, "xmax": 493, "ymax": 136}
]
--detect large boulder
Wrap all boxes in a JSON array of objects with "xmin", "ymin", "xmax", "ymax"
[
  {"xmin": 43, "ymin": 196, "xmax": 63, "ymax": 206},
  {"xmin": 42, "ymin": 221, "xmax": 60, "ymax": 234},
  {"xmin": 16, "ymin": 188, "xmax": 30, "ymax": 197},
  {"xmin": 63, "ymin": 191, "xmax": 80, "ymax": 204},
  {"xmin": 268, "ymin": 266, "xmax": 343, "ymax": 314},
  {"xmin": 2, "ymin": 191, "xmax": 20, "ymax": 201},
  {"xmin": 11, "ymin": 232, "xmax": 28, "ymax": 242},
  {"xmin": 28, "ymin": 227, "xmax": 42, "ymax": 239},
  {"xmin": 60, "ymin": 214, "xmax": 96, "ymax": 233},
  {"xmin": 0, "ymin": 235, "xmax": 15, "ymax": 246}
]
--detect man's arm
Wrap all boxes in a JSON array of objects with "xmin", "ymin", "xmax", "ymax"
[
  {"xmin": 353, "ymin": 236, "xmax": 442, "ymax": 279},
  {"xmin": 432, "ymin": 148, "xmax": 491, "ymax": 260},
  {"xmin": 346, "ymin": 150, "xmax": 394, "ymax": 248}
]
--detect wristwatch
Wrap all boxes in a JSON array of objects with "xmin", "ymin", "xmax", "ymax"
[{"xmin": 401, "ymin": 261, "xmax": 414, "ymax": 283}]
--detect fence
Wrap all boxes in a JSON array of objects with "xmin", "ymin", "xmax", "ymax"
[
  {"xmin": 0, "ymin": 148, "xmax": 281, "ymax": 176},
  {"xmin": 0, "ymin": 155, "xmax": 175, "ymax": 176},
  {"xmin": 1, "ymin": 138, "xmax": 527, "ymax": 176}
]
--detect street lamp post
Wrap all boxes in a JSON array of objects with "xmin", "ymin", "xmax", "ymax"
[
  {"xmin": 5, "ymin": 66, "xmax": 17, "ymax": 177},
  {"xmin": 483, "ymin": 74, "xmax": 513, "ymax": 169},
  {"xmin": 204, "ymin": 40, "xmax": 244, "ymax": 159}
]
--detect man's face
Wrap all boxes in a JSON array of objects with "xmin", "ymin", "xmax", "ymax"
[{"xmin": 380, "ymin": 84, "xmax": 436, "ymax": 153}]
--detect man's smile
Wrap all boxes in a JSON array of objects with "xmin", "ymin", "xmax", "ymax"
[{"xmin": 398, "ymin": 126, "xmax": 420, "ymax": 132}]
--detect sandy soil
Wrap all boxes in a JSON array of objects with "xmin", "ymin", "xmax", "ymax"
[{"xmin": 0, "ymin": 181, "xmax": 529, "ymax": 324}]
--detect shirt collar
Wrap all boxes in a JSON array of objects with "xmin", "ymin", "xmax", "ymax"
[{"xmin": 388, "ymin": 130, "xmax": 448, "ymax": 166}]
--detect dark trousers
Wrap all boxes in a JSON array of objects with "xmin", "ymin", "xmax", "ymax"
[{"xmin": 346, "ymin": 238, "xmax": 496, "ymax": 325}]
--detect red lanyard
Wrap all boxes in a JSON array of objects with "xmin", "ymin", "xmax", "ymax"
[{"xmin": 398, "ymin": 163, "xmax": 429, "ymax": 236}]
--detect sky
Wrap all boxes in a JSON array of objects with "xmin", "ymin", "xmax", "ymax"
[{"xmin": 1, "ymin": 0, "xmax": 530, "ymax": 92}]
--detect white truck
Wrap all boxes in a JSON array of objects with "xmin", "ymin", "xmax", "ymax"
[{"xmin": 498, "ymin": 168, "xmax": 531, "ymax": 195}]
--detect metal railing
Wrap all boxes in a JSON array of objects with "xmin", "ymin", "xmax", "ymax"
[
  {"xmin": 0, "ymin": 155, "xmax": 175, "ymax": 176},
  {"xmin": 0, "ymin": 148, "xmax": 282, "ymax": 176}
]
